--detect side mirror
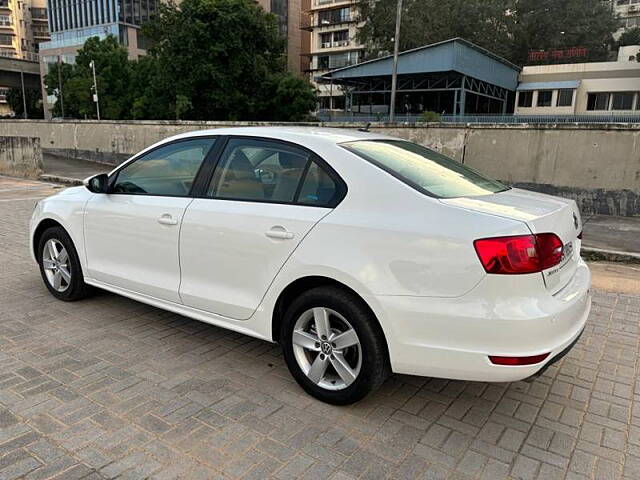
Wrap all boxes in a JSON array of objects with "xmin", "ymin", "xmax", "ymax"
[{"xmin": 83, "ymin": 173, "xmax": 109, "ymax": 193}]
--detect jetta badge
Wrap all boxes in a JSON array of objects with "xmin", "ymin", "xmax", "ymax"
[{"xmin": 573, "ymin": 213, "xmax": 579, "ymax": 230}]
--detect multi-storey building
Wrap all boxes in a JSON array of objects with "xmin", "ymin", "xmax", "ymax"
[
  {"xmin": 0, "ymin": 0, "xmax": 49, "ymax": 62},
  {"xmin": 611, "ymin": 0, "xmax": 640, "ymax": 34},
  {"xmin": 302, "ymin": 0, "xmax": 364, "ymax": 110},
  {"xmin": 0, "ymin": 0, "xmax": 50, "ymax": 115},
  {"xmin": 38, "ymin": 0, "xmax": 159, "ymax": 117},
  {"xmin": 257, "ymin": 0, "xmax": 308, "ymax": 74},
  {"xmin": 514, "ymin": 46, "xmax": 640, "ymax": 116}
]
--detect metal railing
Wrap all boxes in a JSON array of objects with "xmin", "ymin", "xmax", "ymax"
[{"xmin": 316, "ymin": 111, "xmax": 640, "ymax": 124}]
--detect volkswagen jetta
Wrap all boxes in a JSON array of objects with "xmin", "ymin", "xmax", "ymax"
[{"xmin": 30, "ymin": 127, "xmax": 591, "ymax": 404}]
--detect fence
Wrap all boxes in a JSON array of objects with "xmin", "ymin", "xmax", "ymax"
[{"xmin": 316, "ymin": 111, "xmax": 640, "ymax": 124}]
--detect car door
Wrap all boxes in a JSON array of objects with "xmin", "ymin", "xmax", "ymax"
[
  {"xmin": 179, "ymin": 137, "xmax": 346, "ymax": 320},
  {"xmin": 84, "ymin": 137, "xmax": 218, "ymax": 303}
]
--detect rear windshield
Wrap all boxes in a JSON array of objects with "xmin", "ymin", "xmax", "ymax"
[{"xmin": 342, "ymin": 140, "xmax": 509, "ymax": 199}]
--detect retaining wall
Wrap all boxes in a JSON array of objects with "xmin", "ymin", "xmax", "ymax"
[
  {"xmin": 0, "ymin": 120, "xmax": 638, "ymax": 215},
  {"xmin": 0, "ymin": 136, "xmax": 43, "ymax": 179}
]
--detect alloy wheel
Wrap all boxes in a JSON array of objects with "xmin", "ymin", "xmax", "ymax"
[
  {"xmin": 42, "ymin": 239, "xmax": 71, "ymax": 292},
  {"xmin": 292, "ymin": 307, "xmax": 362, "ymax": 391}
]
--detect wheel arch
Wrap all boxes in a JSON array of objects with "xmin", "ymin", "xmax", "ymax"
[
  {"xmin": 32, "ymin": 218, "xmax": 67, "ymax": 260},
  {"xmin": 271, "ymin": 276, "xmax": 389, "ymax": 355}
]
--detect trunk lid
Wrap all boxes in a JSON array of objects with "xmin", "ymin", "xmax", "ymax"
[{"xmin": 442, "ymin": 188, "xmax": 582, "ymax": 294}]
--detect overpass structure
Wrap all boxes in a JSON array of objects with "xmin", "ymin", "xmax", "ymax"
[{"xmin": 0, "ymin": 57, "xmax": 41, "ymax": 90}]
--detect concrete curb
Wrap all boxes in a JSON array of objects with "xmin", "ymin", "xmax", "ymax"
[
  {"xmin": 582, "ymin": 247, "xmax": 640, "ymax": 265},
  {"xmin": 39, "ymin": 174, "xmax": 83, "ymax": 185}
]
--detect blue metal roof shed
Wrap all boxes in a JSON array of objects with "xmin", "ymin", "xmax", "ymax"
[{"xmin": 320, "ymin": 38, "xmax": 521, "ymax": 116}]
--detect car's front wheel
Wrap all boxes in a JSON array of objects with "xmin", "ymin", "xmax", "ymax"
[
  {"xmin": 38, "ymin": 226, "xmax": 93, "ymax": 301},
  {"xmin": 281, "ymin": 286, "xmax": 389, "ymax": 405}
]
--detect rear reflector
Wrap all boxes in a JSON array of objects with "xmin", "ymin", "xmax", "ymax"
[
  {"xmin": 474, "ymin": 233, "xmax": 564, "ymax": 274},
  {"xmin": 489, "ymin": 353, "xmax": 550, "ymax": 366}
]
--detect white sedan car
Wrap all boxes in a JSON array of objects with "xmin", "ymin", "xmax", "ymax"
[{"xmin": 30, "ymin": 127, "xmax": 591, "ymax": 404}]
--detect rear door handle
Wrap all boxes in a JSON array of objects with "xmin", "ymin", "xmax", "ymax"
[
  {"xmin": 265, "ymin": 227, "xmax": 294, "ymax": 240},
  {"xmin": 158, "ymin": 214, "xmax": 178, "ymax": 226}
]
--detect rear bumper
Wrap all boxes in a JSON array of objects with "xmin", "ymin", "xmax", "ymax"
[{"xmin": 372, "ymin": 259, "xmax": 591, "ymax": 382}]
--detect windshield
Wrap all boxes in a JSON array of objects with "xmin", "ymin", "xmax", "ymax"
[{"xmin": 342, "ymin": 140, "xmax": 509, "ymax": 199}]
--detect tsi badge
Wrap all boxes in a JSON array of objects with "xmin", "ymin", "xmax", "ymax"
[{"xmin": 562, "ymin": 241, "xmax": 574, "ymax": 263}]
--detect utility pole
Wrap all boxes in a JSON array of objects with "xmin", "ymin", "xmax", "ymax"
[
  {"xmin": 57, "ymin": 56, "xmax": 65, "ymax": 118},
  {"xmin": 389, "ymin": 0, "xmax": 403, "ymax": 123},
  {"xmin": 89, "ymin": 60, "xmax": 100, "ymax": 120},
  {"xmin": 19, "ymin": 68, "xmax": 27, "ymax": 119}
]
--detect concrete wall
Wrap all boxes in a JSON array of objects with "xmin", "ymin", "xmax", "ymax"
[
  {"xmin": 0, "ymin": 136, "xmax": 43, "ymax": 178},
  {"xmin": 0, "ymin": 120, "xmax": 638, "ymax": 216}
]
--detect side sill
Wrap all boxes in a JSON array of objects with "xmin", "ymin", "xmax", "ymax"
[{"xmin": 84, "ymin": 278, "xmax": 273, "ymax": 343}]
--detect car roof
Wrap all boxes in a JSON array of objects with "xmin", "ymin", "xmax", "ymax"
[{"xmin": 160, "ymin": 126, "xmax": 396, "ymax": 147}]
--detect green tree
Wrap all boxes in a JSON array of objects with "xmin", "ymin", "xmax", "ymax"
[
  {"xmin": 44, "ymin": 36, "xmax": 133, "ymax": 119},
  {"xmin": 511, "ymin": 0, "xmax": 620, "ymax": 64},
  {"xmin": 6, "ymin": 87, "xmax": 44, "ymax": 118},
  {"xmin": 43, "ymin": 61, "xmax": 75, "ymax": 118},
  {"xmin": 140, "ymin": 0, "xmax": 316, "ymax": 120},
  {"xmin": 618, "ymin": 27, "xmax": 640, "ymax": 47},
  {"xmin": 357, "ymin": 0, "xmax": 516, "ymax": 60},
  {"xmin": 357, "ymin": 0, "xmax": 620, "ymax": 65}
]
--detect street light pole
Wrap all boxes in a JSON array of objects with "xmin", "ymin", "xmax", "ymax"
[
  {"xmin": 389, "ymin": 0, "xmax": 403, "ymax": 123},
  {"xmin": 57, "ymin": 56, "xmax": 65, "ymax": 118},
  {"xmin": 89, "ymin": 60, "xmax": 100, "ymax": 120},
  {"xmin": 19, "ymin": 68, "xmax": 27, "ymax": 119}
]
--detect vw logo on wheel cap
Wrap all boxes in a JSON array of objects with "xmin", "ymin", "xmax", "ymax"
[{"xmin": 321, "ymin": 342, "xmax": 332, "ymax": 355}]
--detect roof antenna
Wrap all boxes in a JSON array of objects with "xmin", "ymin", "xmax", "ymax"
[{"xmin": 358, "ymin": 122, "xmax": 371, "ymax": 132}]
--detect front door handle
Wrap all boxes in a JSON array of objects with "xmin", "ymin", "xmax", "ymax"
[
  {"xmin": 265, "ymin": 226, "xmax": 294, "ymax": 240},
  {"xmin": 158, "ymin": 214, "xmax": 178, "ymax": 226}
]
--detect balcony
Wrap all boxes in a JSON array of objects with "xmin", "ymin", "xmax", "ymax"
[
  {"xmin": 302, "ymin": 14, "xmax": 354, "ymax": 30},
  {"xmin": 311, "ymin": 0, "xmax": 354, "ymax": 10}
]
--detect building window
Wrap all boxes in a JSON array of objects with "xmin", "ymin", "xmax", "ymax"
[
  {"xmin": 611, "ymin": 92, "xmax": 635, "ymax": 110},
  {"xmin": 320, "ymin": 30, "xmax": 349, "ymax": 49},
  {"xmin": 0, "ymin": 34, "xmax": 12, "ymax": 46},
  {"xmin": 333, "ymin": 30, "xmax": 349, "ymax": 46},
  {"xmin": 537, "ymin": 90, "xmax": 553, "ymax": 107},
  {"xmin": 270, "ymin": 0, "xmax": 288, "ymax": 36},
  {"xmin": 30, "ymin": 7, "xmax": 47, "ymax": 19},
  {"xmin": 318, "ymin": 7, "xmax": 350, "ymax": 26},
  {"xmin": 0, "ymin": 15, "xmax": 11, "ymax": 26},
  {"xmin": 587, "ymin": 93, "xmax": 610, "ymax": 111},
  {"xmin": 556, "ymin": 89, "xmax": 574, "ymax": 107},
  {"xmin": 517, "ymin": 91, "xmax": 533, "ymax": 108}
]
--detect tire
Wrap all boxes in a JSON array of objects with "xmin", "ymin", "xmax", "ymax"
[
  {"xmin": 37, "ymin": 226, "xmax": 94, "ymax": 302},
  {"xmin": 281, "ymin": 286, "xmax": 390, "ymax": 405}
]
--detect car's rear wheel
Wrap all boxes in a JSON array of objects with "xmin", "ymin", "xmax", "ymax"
[
  {"xmin": 38, "ymin": 226, "xmax": 93, "ymax": 301},
  {"xmin": 281, "ymin": 286, "xmax": 389, "ymax": 405}
]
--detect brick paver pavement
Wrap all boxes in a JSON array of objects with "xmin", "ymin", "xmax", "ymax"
[{"xmin": 1, "ymin": 176, "xmax": 639, "ymax": 479}]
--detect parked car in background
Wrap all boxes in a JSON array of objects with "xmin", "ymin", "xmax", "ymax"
[{"xmin": 30, "ymin": 127, "xmax": 591, "ymax": 404}]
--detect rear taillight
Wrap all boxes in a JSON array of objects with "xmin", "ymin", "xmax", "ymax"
[{"xmin": 474, "ymin": 233, "xmax": 564, "ymax": 274}]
